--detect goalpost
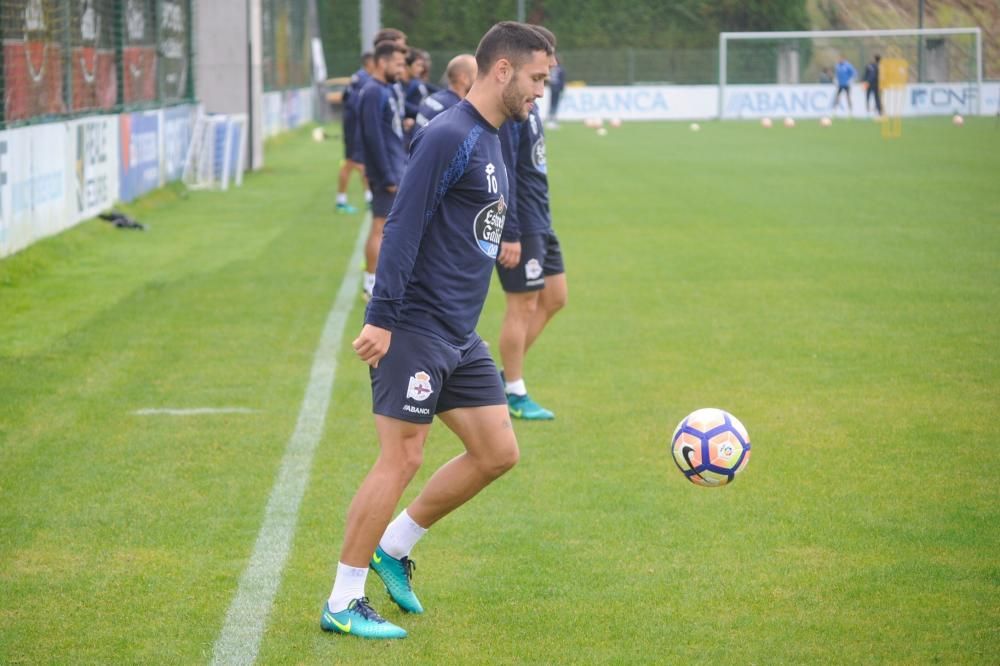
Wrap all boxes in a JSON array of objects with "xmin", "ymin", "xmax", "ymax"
[{"xmin": 718, "ymin": 28, "xmax": 983, "ymax": 120}]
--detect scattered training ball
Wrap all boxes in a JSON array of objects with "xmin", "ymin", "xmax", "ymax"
[
  {"xmin": 952, "ymin": 114, "xmax": 964, "ymax": 126},
  {"xmin": 761, "ymin": 117, "xmax": 773, "ymax": 128},
  {"xmin": 596, "ymin": 127, "xmax": 608, "ymax": 136},
  {"xmin": 689, "ymin": 123, "xmax": 701, "ymax": 132},
  {"xmin": 311, "ymin": 127, "xmax": 325, "ymax": 142},
  {"xmin": 820, "ymin": 117, "xmax": 832, "ymax": 127},
  {"xmin": 610, "ymin": 117, "xmax": 622, "ymax": 128},
  {"xmin": 783, "ymin": 117, "xmax": 796, "ymax": 128}
]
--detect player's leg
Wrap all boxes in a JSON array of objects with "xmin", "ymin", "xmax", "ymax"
[
  {"xmin": 524, "ymin": 271, "xmax": 567, "ymax": 352},
  {"xmin": 322, "ymin": 415, "xmax": 430, "ymax": 638},
  {"xmin": 336, "ymin": 160, "xmax": 359, "ymax": 213},
  {"xmin": 363, "ymin": 188, "xmax": 394, "ymax": 298},
  {"xmin": 496, "ymin": 234, "xmax": 553, "ymax": 419},
  {"xmin": 408, "ymin": 404, "xmax": 518, "ymax": 529}
]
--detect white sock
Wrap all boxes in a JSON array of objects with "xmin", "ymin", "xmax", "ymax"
[
  {"xmin": 379, "ymin": 509, "xmax": 428, "ymax": 560},
  {"xmin": 336, "ymin": 193, "xmax": 348, "ymax": 205},
  {"xmin": 363, "ymin": 272, "xmax": 376, "ymax": 293},
  {"xmin": 505, "ymin": 378, "xmax": 527, "ymax": 396},
  {"xmin": 328, "ymin": 562, "xmax": 368, "ymax": 612},
  {"xmin": 364, "ymin": 189, "xmax": 373, "ymax": 203}
]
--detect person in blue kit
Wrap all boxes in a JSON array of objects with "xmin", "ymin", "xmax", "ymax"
[
  {"xmin": 414, "ymin": 53, "xmax": 477, "ymax": 129},
  {"xmin": 335, "ymin": 52, "xmax": 373, "ymax": 214},
  {"xmin": 320, "ymin": 22, "xmax": 553, "ymax": 640},
  {"xmin": 832, "ymin": 56, "xmax": 856, "ymax": 115},
  {"xmin": 357, "ymin": 40, "xmax": 408, "ymax": 300},
  {"xmin": 496, "ymin": 25, "xmax": 566, "ymax": 421}
]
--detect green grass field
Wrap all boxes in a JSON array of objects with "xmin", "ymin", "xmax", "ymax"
[{"xmin": 2, "ymin": 116, "xmax": 998, "ymax": 664}]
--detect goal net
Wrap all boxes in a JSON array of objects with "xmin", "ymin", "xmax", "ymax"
[
  {"xmin": 182, "ymin": 112, "xmax": 248, "ymax": 191},
  {"xmin": 718, "ymin": 28, "xmax": 983, "ymax": 120}
]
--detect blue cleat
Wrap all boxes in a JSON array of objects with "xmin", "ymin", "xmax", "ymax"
[
  {"xmin": 507, "ymin": 393, "xmax": 555, "ymax": 420},
  {"xmin": 320, "ymin": 598, "xmax": 407, "ymax": 639},
  {"xmin": 371, "ymin": 545, "xmax": 424, "ymax": 614},
  {"xmin": 336, "ymin": 202, "xmax": 358, "ymax": 214}
]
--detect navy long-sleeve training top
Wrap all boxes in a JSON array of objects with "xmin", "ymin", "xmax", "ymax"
[
  {"xmin": 358, "ymin": 78, "xmax": 405, "ymax": 189},
  {"xmin": 365, "ymin": 100, "xmax": 510, "ymax": 346},
  {"xmin": 499, "ymin": 105, "xmax": 551, "ymax": 241}
]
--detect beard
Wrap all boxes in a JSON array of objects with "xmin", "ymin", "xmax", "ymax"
[{"xmin": 501, "ymin": 78, "xmax": 529, "ymax": 122}]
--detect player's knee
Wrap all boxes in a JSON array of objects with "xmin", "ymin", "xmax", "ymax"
[{"xmin": 480, "ymin": 441, "xmax": 519, "ymax": 479}]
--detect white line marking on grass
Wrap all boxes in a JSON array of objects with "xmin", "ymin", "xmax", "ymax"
[
  {"xmin": 134, "ymin": 408, "xmax": 258, "ymax": 416},
  {"xmin": 210, "ymin": 214, "xmax": 369, "ymax": 666}
]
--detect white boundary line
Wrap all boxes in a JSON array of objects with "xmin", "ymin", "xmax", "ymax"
[
  {"xmin": 210, "ymin": 214, "xmax": 369, "ymax": 666},
  {"xmin": 133, "ymin": 408, "xmax": 257, "ymax": 416}
]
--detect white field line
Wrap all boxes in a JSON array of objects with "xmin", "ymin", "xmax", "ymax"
[
  {"xmin": 209, "ymin": 214, "xmax": 369, "ymax": 666},
  {"xmin": 133, "ymin": 408, "xmax": 257, "ymax": 416}
]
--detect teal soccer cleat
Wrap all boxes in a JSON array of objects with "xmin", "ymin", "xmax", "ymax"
[
  {"xmin": 320, "ymin": 598, "xmax": 407, "ymax": 639},
  {"xmin": 336, "ymin": 202, "xmax": 358, "ymax": 214},
  {"xmin": 371, "ymin": 545, "xmax": 424, "ymax": 614},
  {"xmin": 506, "ymin": 393, "xmax": 555, "ymax": 420}
]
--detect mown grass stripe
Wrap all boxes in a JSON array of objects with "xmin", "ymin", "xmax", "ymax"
[{"xmin": 209, "ymin": 214, "xmax": 369, "ymax": 666}]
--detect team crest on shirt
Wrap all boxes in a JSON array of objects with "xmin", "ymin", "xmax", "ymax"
[
  {"xmin": 473, "ymin": 195, "xmax": 507, "ymax": 258},
  {"xmin": 532, "ymin": 136, "xmax": 547, "ymax": 173},
  {"xmin": 406, "ymin": 371, "xmax": 434, "ymax": 402}
]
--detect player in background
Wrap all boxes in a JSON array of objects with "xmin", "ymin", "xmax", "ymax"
[
  {"xmin": 405, "ymin": 49, "xmax": 434, "ymax": 117},
  {"xmin": 414, "ymin": 54, "xmax": 477, "ymax": 129},
  {"xmin": 864, "ymin": 54, "xmax": 882, "ymax": 116},
  {"xmin": 358, "ymin": 40, "xmax": 408, "ymax": 300},
  {"xmin": 335, "ymin": 52, "xmax": 374, "ymax": 214},
  {"xmin": 320, "ymin": 21, "xmax": 552, "ymax": 640},
  {"xmin": 495, "ymin": 24, "xmax": 566, "ymax": 421},
  {"xmin": 832, "ymin": 56, "xmax": 856, "ymax": 115},
  {"xmin": 545, "ymin": 56, "xmax": 564, "ymax": 129}
]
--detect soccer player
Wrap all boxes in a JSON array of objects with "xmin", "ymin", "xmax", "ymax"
[
  {"xmin": 357, "ymin": 40, "xmax": 408, "ymax": 300},
  {"xmin": 335, "ymin": 52, "xmax": 374, "ymax": 214},
  {"xmin": 545, "ymin": 56, "xmax": 564, "ymax": 129},
  {"xmin": 864, "ymin": 54, "xmax": 882, "ymax": 116},
  {"xmin": 832, "ymin": 56, "xmax": 856, "ymax": 115},
  {"xmin": 414, "ymin": 54, "xmax": 477, "ymax": 129},
  {"xmin": 404, "ymin": 49, "xmax": 433, "ymax": 118},
  {"xmin": 320, "ymin": 21, "xmax": 552, "ymax": 640},
  {"xmin": 495, "ymin": 24, "xmax": 566, "ymax": 420}
]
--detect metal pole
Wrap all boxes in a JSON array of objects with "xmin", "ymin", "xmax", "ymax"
[
  {"xmin": 517, "ymin": 0, "xmax": 525, "ymax": 23},
  {"xmin": 975, "ymin": 27, "xmax": 983, "ymax": 115},
  {"xmin": 718, "ymin": 33, "xmax": 727, "ymax": 119},
  {"xmin": 360, "ymin": 0, "xmax": 380, "ymax": 52},
  {"xmin": 917, "ymin": 0, "xmax": 924, "ymax": 83}
]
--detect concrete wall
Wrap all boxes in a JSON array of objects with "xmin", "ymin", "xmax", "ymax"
[{"xmin": 195, "ymin": 0, "xmax": 264, "ymax": 170}]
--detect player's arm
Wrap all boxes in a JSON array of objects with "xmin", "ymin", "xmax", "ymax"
[
  {"xmin": 360, "ymin": 87, "xmax": 393, "ymax": 189},
  {"xmin": 363, "ymin": 126, "xmax": 466, "ymax": 352},
  {"xmin": 497, "ymin": 122, "xmax": 521, "ymax": 268}
]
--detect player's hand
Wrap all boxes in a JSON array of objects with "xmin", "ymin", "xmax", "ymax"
[
  {"xmin": 498, "ymin": 241, "xmax": 521, "ymax": 269},
  {"xmin": 353, "ymin": 324, "xmax": 391, "ymax": 368},
  {"xmin": 386, "ymin": 185, "xmax": 397, "ymax": 193},
  {"xmin": 403, "ymin": 118, "xmax": 415, "ymax": 131}
]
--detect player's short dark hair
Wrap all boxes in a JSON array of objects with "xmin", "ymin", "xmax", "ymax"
[
  {"xmin": 406, "ymin": 48, "xmax": 428, "ymax": 67},
  {"xmin": 374, "ymin": 40, "xmax": 407, "ymax": 63},
  {"xmin": 874, "ymin": 54, "xmax": 881, "ymax": 62},
  {"xmin": 361, "ymin": 51, "xmax": 373, "ymax": 65},
  {"xmin": 475, "ymin": 21, "xmax": 553, "ymax": 75},
  {"xmin": 374, "ymin": 28, "xmax": 406, "ymax": 46},
  {"xmin": 530, "ymin": 25, "xmax": 557, "ymax": 50}
]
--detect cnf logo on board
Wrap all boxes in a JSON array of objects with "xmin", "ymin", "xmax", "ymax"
[
  {"xmin": 406, "ymin": 371, "xmax": 434, "ymax": 402},
  {"xmin": 473, "ymin": 194, "xmax": 506, "ymax": 258}
]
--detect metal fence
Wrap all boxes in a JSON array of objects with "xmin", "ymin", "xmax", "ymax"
[{"xmin": 0, "ymin": 0, "xmax": 195, "ymax": 129}]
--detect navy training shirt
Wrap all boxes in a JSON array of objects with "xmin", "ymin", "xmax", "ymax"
[
  {"xmin": 499, "ymin": 105, "xmax": 551, "ymax": 241},
  {"xmin": 358, "ymin": 78, "xmax": 405, "ymax": 189},
  {"xmin": 366, "ymin": 100, "xmax": 509, "ymax": 347},
  {"xmin": 415, "ymin": 89, "xmax": 461, "ymax": 128}
]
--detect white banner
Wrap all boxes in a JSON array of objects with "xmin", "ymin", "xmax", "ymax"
[
  {"xmin": 0, "ymin": 124, "xmax": 69, "ymax": 258},
  {"xmin": 67, "ymin": 115, "xmax": 119, "ymax": 222},
  {"xmin": 540, "ymin": 85, "xmax": 718, "ymax": 121}
]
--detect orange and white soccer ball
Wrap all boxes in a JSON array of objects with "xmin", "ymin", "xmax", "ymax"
[
  {"xmin": 670, "ymin": 408, "xmax": 751, "ymax": 487},
  {"xmin": 761, "ymin": 117, "xmax": 773, "ymax": 128},
  {"xmin": 783, "ymin": 117, "xmax": 796, "ymax": 128},
  {"xmin": 952, "ymin": 114, "xmax": 964, "ymax": 126}
]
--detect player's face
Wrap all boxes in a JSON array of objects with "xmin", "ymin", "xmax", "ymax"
[
  {"xmin": 501, "ymin": 50, "xmax": 549, "ymax": 122},
  {"xmin": 384, "ymin": 52, "xmax": 406, "ymax": 83}
]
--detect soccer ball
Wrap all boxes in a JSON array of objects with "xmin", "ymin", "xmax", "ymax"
[
  {"xmin": 820, "ymin": 117, "xmax": 832, "ymax": 127},
  {"xmin": 761, "ymin": 117, "xmax": 773, "ymax": 128},
  {"xmin": 783, "ymin": 117, "xmax": 795, "ymax": 128},
  {"xmin": 689, "ymin": 123, "xmax": 701, "ymax": 132},
  {"xmin": 952, "ymin": 114, "xmax": 964, "ymax": 126},
  {"xmin": 670, "ymin": 408, "xmax": 751, "ymax": 487}
]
